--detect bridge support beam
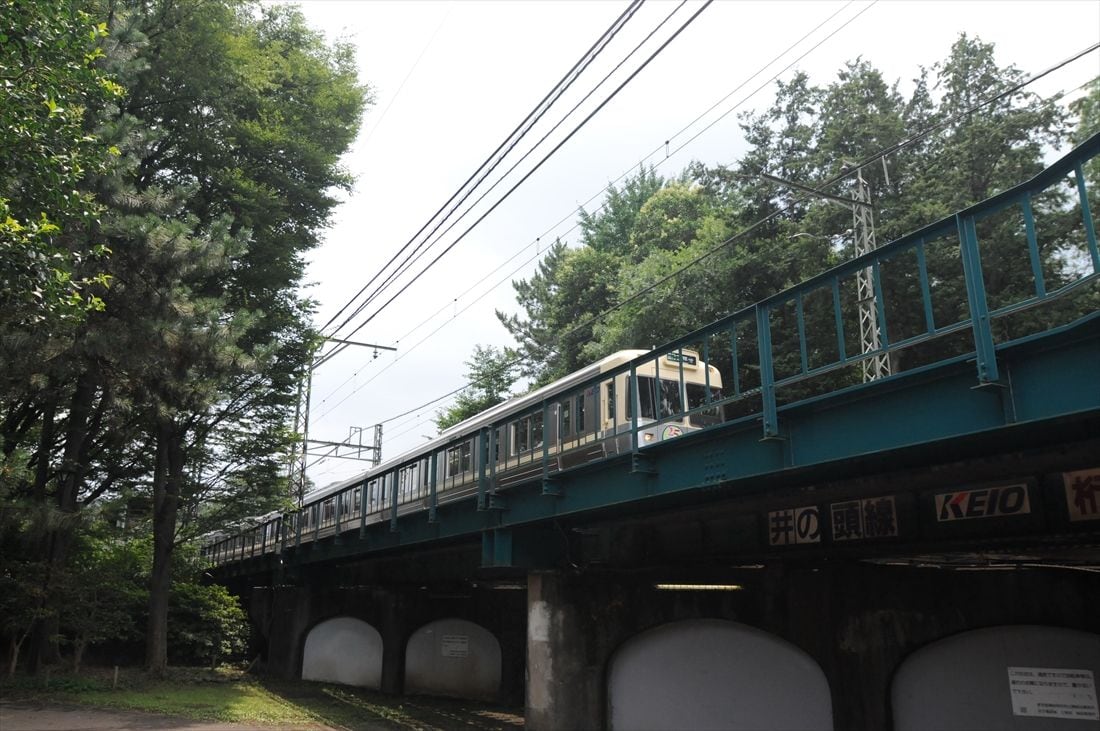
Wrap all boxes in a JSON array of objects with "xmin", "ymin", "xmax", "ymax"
[
  {"xmin": 256, "ymin": 584, "xmax": 313, "ymax": 681},
  {"xmin": 526, "ymin": 571, "xmax": 601, "ymax": 731}
]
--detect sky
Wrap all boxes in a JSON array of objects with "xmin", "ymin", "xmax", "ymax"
[{"xmin": 282, "ymin": 0, "xmax": 1100, "ymax": 488}]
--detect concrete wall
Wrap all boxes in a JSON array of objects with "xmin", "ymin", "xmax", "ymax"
[
  {"xmin": 249, "ymin": 573, "xmax": 524, "ymax": 704},
  {"xmin": 892, "ymin": 625, "xmax": 1100, "ymax": 730},
  {"xmin": 301, "ymin": 616, "xmax": 383, "ymax": 688},
  {"xmin": 404, "ymin": 618, "xmax": 502, "ymax": 700},
  {"xmin": 523, "ymin": 562, "xmax": 1100, "ymax": 731},
  {"xmin": 607, "ymin": 619, "xmax": 832, "ymax": 731}
]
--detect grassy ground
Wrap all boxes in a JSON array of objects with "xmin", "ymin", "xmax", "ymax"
[{"xmin": 0, "ymin": 666, "xmax": 524, "ymax": 730}]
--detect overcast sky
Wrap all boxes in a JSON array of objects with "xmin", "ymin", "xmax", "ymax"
[{"xmin": 282, "ymin": 0, "xmax": 1100, "ymax": 487}]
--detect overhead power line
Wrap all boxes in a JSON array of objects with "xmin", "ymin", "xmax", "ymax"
[
  {"xmin": 318, "ymin": 0, "xmax": 646, "ymax": 346},
  {"xmin": 309, "ymin": 0, "xmax": 869, "ymax": 417},
  {"xmin": 333, "ymin": 41, "xmax": 1100, "ymax": 430},
  {"xmin": 317, "ymin": 0, "xmax": 716, "ymax": 365},
  {"xmin": 354, "ymin": 0, "xmax": 693, "ymax": 321}
]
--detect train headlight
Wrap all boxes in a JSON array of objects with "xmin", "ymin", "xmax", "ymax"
[{"xmin": 643, "ymin": 432, "xmax": 654, "ymax": 442}]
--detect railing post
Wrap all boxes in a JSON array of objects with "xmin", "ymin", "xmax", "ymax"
[
  {"xmin": 359, "ymin": 482, "xmax": 368, "ymax": 538},
  {"xmin": 629, "ymin": 364, "xmax": 639, "ymax": 454},
  {"xmin": 389, "ymin": 471, "xmax": 399, "ymax": 532},
  {"xmin": 477, "ymin": 429, "xmax": 489, "ymax": 511},
  {"xmin": 756, "ymin": 303, "xmax": 779, "ymax": 438},
  {"xmin": 428, "ymin": 451, "xmax": 438, "ymax": 523},
  {"xmin": 1075, "ymin": 162, "xmax": 1100, "ymax": 273},
  {"xmin": 956, "ymin": 213, "xmax": 1000, "ymax": 385},
  {"xmin": 334, "ymin": 489, "xmax": 343, "ymax": 544}
]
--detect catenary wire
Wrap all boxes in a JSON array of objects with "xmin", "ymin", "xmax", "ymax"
[
  {"xmin": 318, "ymin": 0, "xmax": 646, "ymax": 345},
  {"xmin": 320, "ymin": 42, "xmax": 1100, "ymax": 433},
  {"xmin": 315, "ymin": 0, "xmax": 716, "ymax": 366},
  {"xmin": 309, "ymin": 0, "xmax": 868, "ymax": 415},
  {"xmin": 358, "ymin": 7, "xmax": 452, "ymax": 150},
  {"xmin": 352, "ymin": 0, "xmax": 693, "ymax": 322},
  {"xmin": 322, "ymin": 1, "xmax": 657, "ymax": 347}
]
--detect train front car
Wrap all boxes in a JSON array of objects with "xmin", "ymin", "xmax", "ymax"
[{"xmin": 597, "ymin": 348, "xmax": 724, "ymax": 449}]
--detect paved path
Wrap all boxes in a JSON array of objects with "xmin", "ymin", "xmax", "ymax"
[{"xmin": 0, "ymin": 701, "xmax": 333, "ymax": 731}]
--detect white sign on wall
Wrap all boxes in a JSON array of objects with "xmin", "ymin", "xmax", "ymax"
[
  {"xmin": 1007, "ymin": 666, "xmax": 1099, "ymax": 720},
  {"xmin": 441, "ymin": 634, "xmax": 469, "ymax": 658}
]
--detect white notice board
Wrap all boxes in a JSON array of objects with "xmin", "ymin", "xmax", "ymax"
[
  {"xmin": 441, "ymin": 634, "xmax": 469, "ymax": 658},
  {"xmin": 1007, "ymin": 666, "xmax": 1099, "ymax": 720}
]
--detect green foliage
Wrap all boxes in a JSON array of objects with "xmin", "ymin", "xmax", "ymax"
[
  {"xmin": 0, "ymin": 0, "xmax": 368, "ymax": 673},
  {"xmin": 167, "ymin": 581, "xmax": 249, "ymax": 669},
  {"xmin": 435, "ymin": 345, "xmax": 519, "ymax": 431},
  {"xmin": 1072, "ymin": 78, "xmax": 1100, "ymax": 143},
  {"xmin": 494, "ymin": 33, "xmax": 1083, "ymax": 392},
  {"xmin": 58, "ymin": 527, "xmax": 148, "ymax": 670},
  {"xmin": 0, "ymin": 0, "xmax": 120, "ymax": 325}
]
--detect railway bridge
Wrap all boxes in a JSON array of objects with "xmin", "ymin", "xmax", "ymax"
[{"xmin": 211, "ymin": 135, "xmax": 1100, "ymax": 730}]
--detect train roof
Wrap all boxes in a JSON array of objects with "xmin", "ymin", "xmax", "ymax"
[{"xmin": 301, "ymin": 349, "xmax": 650, "ymax": 504}]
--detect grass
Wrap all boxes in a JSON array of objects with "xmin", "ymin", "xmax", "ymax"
[{"xmin": 1, "ymin": 666, "xmax": 524, "ymax": 730}]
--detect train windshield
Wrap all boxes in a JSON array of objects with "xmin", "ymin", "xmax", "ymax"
[
  {"xmin": 632, "ymin": 376, "xmax": 683, "ymax": 420},
  {"xmin": 687, "ymin": 383, "xmax": 723, "ymax": 427}
]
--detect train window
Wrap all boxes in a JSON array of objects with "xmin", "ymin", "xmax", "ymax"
[
  {"xmin": 322, "ymin": 499, "xmax": 334, "ymax": 525},
  {"xmin": 560, "ymin": 400, "xmax": 571, "ymax": 437},
  {"xmin": 516, "ymin": 418, "xmax": 530, "ymax": 453},
  {"xmin": 532, "ymin": 412, "xmax": 544, "ymax": 451},
  {"xmin": 576, "ymin": 394, "xmax": 586, "ymax": 432},
  {"xmin": 446, "ymin": 441, "xmax": 472, "ymax": 477},
  {"xmin": 633, "ymin": 376, "xmax": 657, "ymax": 420},
  {"xmin": 352, "ymin": 487, "xmax": 361, "ymax": 513},
  {"xmin": 605, "ymin": 382, "xmax": 616, "ymax": 423},
  {"xmin": 687, "ymin": 384, "xmax": 723, "ymax": 427},
  {"xmin": 368, "ymin": 480, "xmax": 380, "ymax": 512},
  {"xmin": 659, "ymin": 378, "xmax": 682, "ymax": 418}
]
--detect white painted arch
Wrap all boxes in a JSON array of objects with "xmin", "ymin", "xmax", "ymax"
[
  {"xmin": 892, "ymin": 625, "xmax": 1100, "ymax": 731},
  {"xmin": 404, "ymin": 618, "xmax": 501, "ymax": 700},
  {"xmin": 301, "ymin": 616, "xmax": 383, "ymax": 689},
  {"xmin": 608, "ymin": 619, "xmax": 833, "ymax": 731}
]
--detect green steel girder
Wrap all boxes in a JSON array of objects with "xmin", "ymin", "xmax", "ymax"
[{"xmin": 214, "ymin": 312, "xmax": 1099, "ymax": 577}]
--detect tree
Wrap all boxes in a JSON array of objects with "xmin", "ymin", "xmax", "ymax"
[
  {"xmin": 499, "ymin": 169, "xmax": 664, "ymax": 386},
  {"xmin": 0, "ymin": 0, "xmax": 367, "ymax": 674},
  {"xmin": 58, "ymin": 526, "xmax": 146, "ymax": 672},
  {"xmin": 0, "ymin": 0, "xmax": 120, "ymax": 326},
  {"xmin": 101, "ymin": 0, "xmax": 366, "ymax": 673},
  {"xmin": 435, "ymin": 345, "xmax": 519, "ymax": 431},
  {"xmin": 490, "ymin": 34, "xmax": 1078, "ymax": 402}
]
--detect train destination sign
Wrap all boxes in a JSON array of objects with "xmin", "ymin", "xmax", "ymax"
[
  {"xmin": 934, "ymin": 483, "xmax": 1030, "ymax": 522},
  {"xmin": 664, "ymin": 352, "xmax": 697, "ymax": 366}
]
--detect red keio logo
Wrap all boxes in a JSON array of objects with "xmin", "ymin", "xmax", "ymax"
[{"xmin": 935, "ymin": 484, "xmax": 1031, "ymax": 522}]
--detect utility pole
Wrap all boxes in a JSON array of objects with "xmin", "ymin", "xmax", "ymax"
[
  {"xmin": 290, "ymin": 338, "xmax": 396, "ymax": 505},
  {"xmin": 759, "ymin": 166, "xmax": 890, "ymax": 382}
]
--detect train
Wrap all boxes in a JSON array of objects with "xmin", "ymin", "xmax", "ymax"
[{"xmin": 203, "ymin": 347, "xmax": 723, "ymax": 564}]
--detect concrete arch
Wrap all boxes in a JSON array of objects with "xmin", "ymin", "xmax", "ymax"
[
  {"xmin": 607, "ymin": 619, "xmax": 832, "ymax": 731},
  {"xmin": 301, "ymin": 616, "xmax": 383, "ymax": 688},
  {"xmin": 892, "ymin": 625, "xmax": 1100, "ymax": 730},
  {"xmin": 404, "ymin": 618, "xmax": 502, "ymax": 701}
]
